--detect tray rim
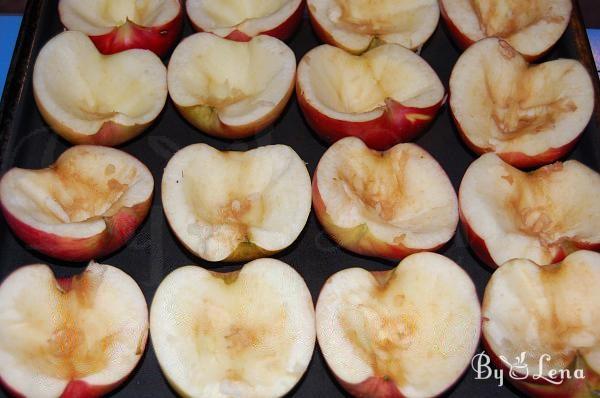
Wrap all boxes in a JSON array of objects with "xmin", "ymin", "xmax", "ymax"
[{"xmin": 0, "ymin": 1, "xmax": 599, "ymax": 397}]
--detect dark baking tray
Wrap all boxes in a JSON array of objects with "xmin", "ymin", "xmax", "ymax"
[{"xmin": 1, "ymin": 1, "xmax": 599, "ymax": 397}]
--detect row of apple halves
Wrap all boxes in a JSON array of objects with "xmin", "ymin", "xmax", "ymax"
[
  {"xmin": 35, "ymin": 27, "xmax": 595, "ymax": 169},
  {"xmin": 1, "ymin": 245, "xmax": 599, "ymax": 397},
  {"xmin": 2, "ymin": 134, "xmax": 599, "ymax": 266}
]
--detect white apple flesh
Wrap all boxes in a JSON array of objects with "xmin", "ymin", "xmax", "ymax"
[
  {"xmin": 297, "ymin": 44, "xmax": 445, "ymax": 150},
  {"xmin": 150, "ymin": 258, "xmax": 316, "ymax": 398},
  {"xmin": 168, "ymin": 33, "xmax": 296, "ymax": 139},
  {"xmin": 482, "ymin": 250, "xmax": 600, "ymax": 397},
  {"xmin": 0, "ymin": 145, "xmax": 154, "ymax": 262},
  {"xmin": 0, "ymin": 262, "xmax": 148, "ymax": 398},
  {"xmin": 316, "ymin": 252, "xmax": 481, "ymax": 398},
  {"xmin": 459, "ymin": 153, "xmax": 600, "ymax": 268},
  {"xmin": 33, "ymin": 31, "xmax": 168, "ymax": 146},
  {"xmin": 313, "ymin": 137, "xmax": 458, "ymax": 260},
  {"xmin": 440, "ymin": 0, "xmax": 572, "ymax": 60},
  {"xmin": 186, "ymin": 0, "xmax": 304, "ymax": 41},
  {"xmin": 161, "ymin": 143, "xmax": 312, "ymax": 262},
  {"xmin": 308, "ymin": 0, "xmax": 440, "ymax": 53},
  {"xmin": 450, "ymin": 38, "xmax": 594, "ymax": 168}
]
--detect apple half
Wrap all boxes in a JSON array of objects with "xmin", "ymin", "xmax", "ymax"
[
  {"xmin": 316, "ymin": 252, "xmax": 481, "ymax": 398},
  {"xmin": 59, "ymin": 0, "xmax": 183, "ymax": 56},
  {"xmin": 186, "ymin": 0, "xmax": 303, "ymax": 41},
  {"xmin": 33, "ymin": 31, "xmax": 168, "ymax": 146},
  {"xmin": 307, "ymin": 0, "xmax": 439, "ymax": 53},
  {"xmin": 459, "ymin": 153, "xmax": 600, "ymax": 268},
  {"xmin": 482, "ymin": 250, "xmax": 600, "ymax": 397},
  {"xmin": 440, "ymin": 0, "xmax": 572, "ymax": 60},
  {"xmin": 0, "ymin": 262, "xmax": 148, "ymax": 398},
  {"xmin": 450, "ymin": 38, "xmax": 594, "ymax": 168},
  {"xmin": 0, "ymin": 145, "xmax": 154, "ymax": 262},
  {"xmin": 168, "ymin": 33, "xmax": 296, "ymax": 139},
  {"xmin": 313, "ymin": 137, "xmax": 458, "ymax": 260},
  {"xmin": 297, "ymin": 44, "xmax": 445, "ymax": 150},
  {"xmin": 162, "ymin": 143, "xmax": 311, "ymax": 262},
  {"xmin": 150, "ymin": 258, "xmax": 315, "ymax": 397}
]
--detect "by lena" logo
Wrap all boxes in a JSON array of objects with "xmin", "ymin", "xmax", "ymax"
[{"xmin": 471, "ymin": 351, "xmax": 586, "ymax": 387}]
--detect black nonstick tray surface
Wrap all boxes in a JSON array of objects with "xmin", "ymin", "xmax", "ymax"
[{"xmin": 1, "ymin": 1, "xmax": 599, "ymax": 397}]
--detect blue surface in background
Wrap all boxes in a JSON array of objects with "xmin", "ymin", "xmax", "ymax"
[
  {"xmin": 0, "ymin": 15, "xmax": 22, "ymax": 93},
  {"xmin": 588, "ymin": 29, "xmax": 600, "ymax": 75}
]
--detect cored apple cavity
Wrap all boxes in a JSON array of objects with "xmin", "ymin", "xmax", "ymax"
[
  {"xmin": 483, "ymin": 251, "xmax": 600, "ymax": 378},
  {"xmin": 0, "ymin": 263, "xmax": 148, "ymax": 398},
  {"xmin": 316, "ymin": 253, "xmax": 481, "ymax": 397},
  {"xmin": 59, "ymin": 0, "xmax": 181, "ymax": 35},
  {"xmin": 0, "ymin": 145, "xmax": 153, "ymax": 240},
  {"xmin": 299, "ymin": 44, "xmax": 444, "ymax": 121},
  {"xmin": 33, "ymin": 31, "xmax": 167, "ymax": 141},
  {"xmin": 187, "ymin": 0, "xmax": 302, "ymax": 37},
  {"xmin": 441, "ymin": 0, "xmax": 571, "ymax": 58},
  {"xmin": 450, "ymin": 38, "xmax": 594, "ymax": 161},
  {"xmin": 459, "ymin": 154, "xmax": 600, "ymax": 267},
  {"xmin": 168, "ymin": 33, "xmax": 295, "ymax": 137},
  {"xmin": 315, "ymin": 137, "xmax": 458, "ymax": 256},
  {"xmin": 150, "ymin": 259, "xmax": 315, "ymax": 398},
  {"xmin": 308, "ymin": 0, "xmax": 439, "ymax": 52},
  {"xmin": 162, "ymin": 143, "xmax": 311, "ymax": 262}
]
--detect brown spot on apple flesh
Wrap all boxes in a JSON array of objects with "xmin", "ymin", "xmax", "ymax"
[
  {"xmin": 484, "ymin": 56, "xmax": 577, "ymax": 140},
  {"xmin": 507, "ymin": 163, "xmax": 568, "ymax": 248},
  {"xmin": 19, "ymin": 269, "xmax": 115, "ymax": 380},
  {"xmin": 339, "ymin": 272, "xmax": 416, "ymax": 386},
  {"xmin": 470, "ymin": 0, "xmax": 564, "ymax": 38},
  {"xmin": 24, "ymin": 151, "xmax": 137, "ymax": 224},
  {"xmin": 337, "ymin": 150, "xmax": 408, "ymax": 223},
  {"xmin": 190, "ymin": 281, "xmax": 290, "ymax": 385}
]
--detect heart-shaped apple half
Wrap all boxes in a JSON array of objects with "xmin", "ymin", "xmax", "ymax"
[
  {"xmin": 440, "ymin": 0, "xmax": 572, "ymax": 60},
  {"xmin": 316, "ymin": 252, "xmax": 481, "ymax": 398},
  {"xmin": 450, "ymin": 38, "xmax": 595, "ymax": 168},
  {"xmin": 313, "ymin": 137, "xmax": 458, "ymax": 260},
  {"xmin": 0, "ymin": 262, "xmax": 148, "ymax": 398},
  {"xmin": 307, "ymin": 0, "xmax": 439, "ymax": 53},
  {"xmin": 297, "ymin": 44, "xmax": 445, "ymax": 150},
  {"xmin": 186, "ymin": 0, "xmax": 303, "ymax": 41},
  {"xmin": 150, "ymin": 258, "xmax": 315, "ymax": 397},
  {"xmin": 33, "ymin": 31, "xmax": 167, "ymax": 147},
  {"xmin": 59, "ymin": 0, "xmax": 183, "ymax": 56},
  {"xmin": 0, "ymin": 145, "xmax": 154, "ymax": 262},
  {"xmin": 168, "ymin": 33, "xmax": 296, "ymax": 139},
  {"xmin": 162, "ymin": 143, "xmax": 311, "ymax": 262},
  {"xmin": 459, "ymin": 153, "xmax": 600, "ymax": 268},
  {"xmin": 482, "ymin": 250, "xmax": 600, "ymax": 397}
]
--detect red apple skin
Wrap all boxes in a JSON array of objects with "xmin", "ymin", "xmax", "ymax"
[
  {"xmin": 190, "ymin": 1, "xmax": 304, "ymax": 42},
  {"xmin": 439, "ymin": 1, "xmax": 474, "ymax": 52},
  {"xmin": 87, "ymin": 7, "xmax": 183, "ymax": 57},
  {"xmin": 452, "ymin": 111, "xmax": 581, "ymax": 169},
  {"xmin": 298, "ymin": 86, "xmax": 444, "ymax": 150},
  {"xmin": 0, "ymin": 199, "xmax": 151, "ymax": 262},
  {"xmin": 313, "ymin": 174, "xmax": 446, "ymax": 260},
  {"xmin": 482, "ymin": 335, "xmax": 600, "ymax": 398},
  {"xmin": 338, "ymin": 376, "xmax": 404, "ymax": 398}
]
